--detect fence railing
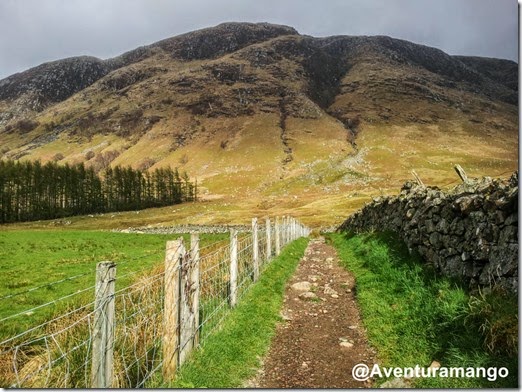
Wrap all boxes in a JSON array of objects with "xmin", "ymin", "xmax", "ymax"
[{"xmin": 0, "ymin": 216, "xmax": 309, "ymax": 388}]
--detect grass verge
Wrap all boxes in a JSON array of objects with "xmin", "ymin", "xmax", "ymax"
[
  {"xmin": 166, "ymin": 237, "xmax": 309, "ymax": 388},
  {"xmin": 328, "ymin": 232, "xmax": 517, "ymax": 388}
]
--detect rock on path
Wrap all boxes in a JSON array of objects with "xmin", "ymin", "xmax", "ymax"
[{"xmin": 246, "ymin": 237, "xmax": 377, "ymax": 388}]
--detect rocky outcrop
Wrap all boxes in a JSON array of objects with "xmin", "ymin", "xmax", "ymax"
[
  {"xmin": 454, "ymin": 55, "xmax": 518, "ymax": 92},
  {"xmin": 318, "ymin": 35, "xmax": 518, "ymax": 105},
  {"xmin": 151, "ymin": 22, "xmax": 298, "ymax": 60},
  {"xmin": 0, "ymin": 56, "xmax": 110, "ymax": 105},
  {"xmin": 1, "ymin": 23, "xmax": 517, "ymax": 114},
  {"xmin": 338, "ymin": 173, "xmax": 518, "ymax": 293}
]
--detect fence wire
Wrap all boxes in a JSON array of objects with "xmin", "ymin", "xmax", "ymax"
[
  {"xmin": 198, "ymin": 239, "xmax": 232, "ymax": 344},
  {"xmin": 0, "ymin": 217, "xmax": 309, "ymax": 388},
  {"xmin": 236, "ymin": 233, "xmax": 255, "ymax": 301},
  {"xmin": 113, "ymin": 267, "xmax": 166, "ymax": 388}
]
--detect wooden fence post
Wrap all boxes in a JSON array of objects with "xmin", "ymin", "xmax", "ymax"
[
  {"xmin": 229, "ymin": 229, "xmax": 238, "ymax": 307},
  {"xmin": 91, "ymin": 262, "xmax": 116, "ymax": 389},
  {"xmin": 281, "ymin": 216, "xmax": 286, "ymax": 246},
  {"xmin": 252, "ymin": 218, "xmax": 259, "ymax": 281},
  {"xmin": 179, "ymin": 234, "xmax": 199, "ymax": 366},
  {"xmin": 266, "ymin": 217, "xmax": 271, "ymax": 260},
  {"xmin": 275, "ymin": 216, "xmax": 281, "ymax": 256},
  {"xmin": 454, "ymin": 164, "xmax": 469, "ymax": 183},
  {"xmin": 163, "ymin": 239, "xmax": 183, "ymax": 381},
  {"xmin": 411, "ymin": 170, "xmax": 425, "ymax": 187}
]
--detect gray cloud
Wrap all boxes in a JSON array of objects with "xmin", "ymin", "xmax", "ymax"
[{"xmin": 0, "ymin": 0, "xmax": 518, "ymax": 80}]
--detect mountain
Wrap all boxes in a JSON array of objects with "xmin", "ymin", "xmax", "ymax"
[{"xmin": 0, "ymin": 22, "xmax": 518, "ymax": 226}]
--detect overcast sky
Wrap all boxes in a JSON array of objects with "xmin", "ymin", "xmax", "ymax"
[{"xmin": 0, "ymin": 0, "xmax": 518, "ymax": 80}]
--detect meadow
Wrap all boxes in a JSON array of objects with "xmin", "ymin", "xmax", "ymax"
[{"xmin": 0, "ymin": 230, "xmax": 227, "ymax": 338}]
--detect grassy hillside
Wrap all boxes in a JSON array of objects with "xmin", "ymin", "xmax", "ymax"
[
  {"xmin": 0, "ymin": 116, "xmax": 515, "ymax": 230},
  {"xmin": 0, "ymin": 24, "xmax": 517, "ymax": 228}
]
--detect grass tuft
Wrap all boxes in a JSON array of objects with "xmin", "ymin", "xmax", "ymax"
[{"xmin": 466, "ymin": 287, "xmax": 518, "ymax": 357}]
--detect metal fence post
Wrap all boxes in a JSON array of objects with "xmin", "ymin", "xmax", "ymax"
[{"xmin": 91, "ymin": 262, "xmax": 116, "ymax": 388}]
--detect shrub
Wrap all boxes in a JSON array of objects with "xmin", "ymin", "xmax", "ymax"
[
  {"xmin": 52, "ymin": 153, "xmax": 64, "ymax": 162},
  {"xmin": 6, "ymin": 119, "xmax": 40, "ymax": 134},
  {"xmin": 138, "ymin": 158, "xmax": 157, "ymax": 171}
]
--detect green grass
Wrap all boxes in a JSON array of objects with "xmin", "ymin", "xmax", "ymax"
[
  {"xmin": 328, "ymin": 232, "xmax": 518, "ymax": 388},
  {"xmin": 166, "ymin": 237, "xmax": 309, "ymax": 388},
  {"xmin": 0, "ymin": 230, "xmax": 227, "ymax": 339}
]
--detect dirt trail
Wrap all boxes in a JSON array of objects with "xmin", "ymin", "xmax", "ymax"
[{"xmin": 247, "ymin": 237, "xmax": 376, "ymax": 388}]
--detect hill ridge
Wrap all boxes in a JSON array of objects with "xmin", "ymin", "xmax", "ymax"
[
  {"xmin": 0, "ymin": 22, "xmax": 517, "ymax": 113},
  {"xmin": 0, "ymin": 22, "xmax": 517, "ymax": 226}
]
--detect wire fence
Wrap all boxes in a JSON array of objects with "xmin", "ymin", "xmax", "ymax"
[{"xmin": 0, "ymin": 216, "xmax": 310, "ymax": 388}]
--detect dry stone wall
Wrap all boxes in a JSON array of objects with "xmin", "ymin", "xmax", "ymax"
[
  {"xmin": 338, "ymin": 172, "xmax": 518, "ymax": 293},
  {"xmin": 113, "ymin": 224, "xmax": 249, "ymax": 234}
]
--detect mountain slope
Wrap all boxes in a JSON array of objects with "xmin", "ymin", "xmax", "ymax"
[{"xmin": 0, "ymin": 22, "xmax": 517, "ymax": 226}]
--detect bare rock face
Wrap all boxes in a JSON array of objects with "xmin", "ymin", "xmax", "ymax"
[
  {"xmin": 338, "ymin": 172, "xmax": 519, "ymax": 293},
  {"xmin": 455, "ymin": 56, "xmax": 518, "ymax": 92},
  {"xmin": 0, "ymin": 56, "xmax": 110, "ymax": 104},
  {"xmin": 152, "ymin": 22, "xmax": 299, "ymax": 60},
  {"xmin": 0, "ymin": 23, "xmax": 299, "ymax": 124}
]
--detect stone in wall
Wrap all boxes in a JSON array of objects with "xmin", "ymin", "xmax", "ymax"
[{"xmin": 338, "ymin": 172, "xmax": 518, "ymax": 293}]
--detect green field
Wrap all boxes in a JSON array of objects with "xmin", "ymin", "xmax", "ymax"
[{"xmin": 0, "ymin": 230, "xmax": 227, "ymax": 339}]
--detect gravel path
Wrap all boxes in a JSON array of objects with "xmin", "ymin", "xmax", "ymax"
[{"xmin": 246, "ymin": 237, "xmax": 376, "ymax": 388}]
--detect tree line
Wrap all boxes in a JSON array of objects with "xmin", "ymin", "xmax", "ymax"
[{"xmin": 0, "ymin": 160, "xmax": 197, "ymax": 223}]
